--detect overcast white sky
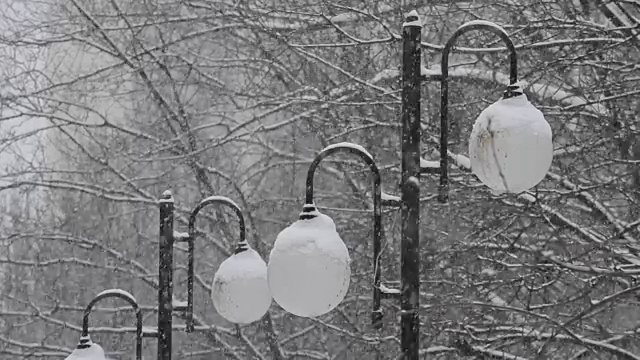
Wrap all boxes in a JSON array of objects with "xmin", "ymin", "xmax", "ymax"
[{"xmin": 0, "ymin": 0, "xmax": 51, "ymax": 178}]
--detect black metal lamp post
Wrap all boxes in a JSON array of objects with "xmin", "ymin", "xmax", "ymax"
[
  {"xmin": 67, "ymin": 192, "xmax": 263, "ymax": 360},
  {"xmin": 293, "ymin": 11, "xmax": 528, "ymax": 360},
  {"xmin": 399, "ymin": 12, "xmax": 525, "ymax": 360},
  {"xmin": 66, "ymin": 10, "xmax": 550, "ymax": 360},
  {"xmin": 157, "ymin": 192, "xmax": 264, "ymax": 359}
]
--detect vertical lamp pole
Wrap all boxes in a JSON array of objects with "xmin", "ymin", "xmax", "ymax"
[
  {"xmin": 401, "ymin": 11, "xmax": 422, "ymax": 360},
  {"xmin": 158, "ymin": 191, "xmax": 174, "ymax": 360}
]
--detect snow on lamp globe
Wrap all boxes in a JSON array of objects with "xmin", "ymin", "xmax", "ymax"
[
  {"xmin": 267, "ymin": 203, "xmax": 351, "ymax": 318},
  {"xmin": 65, "ymin": 336, "xmax": 107, "ymax": 360},
  {"xmin": 211, "ymin": 242, "xmax": 272, "ymax": 324},
  {"xmin": 469, "ymin": 83, "xmax": 553, "ymax": 194}
]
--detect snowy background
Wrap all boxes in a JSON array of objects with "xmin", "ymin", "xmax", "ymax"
[{"xmin": 1, "ymin": 0, "xmax": 640, "ymax": 358}]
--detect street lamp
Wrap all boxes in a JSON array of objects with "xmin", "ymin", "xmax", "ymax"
[
  {"xmin": 270, "ymin": 10, "xmax": 552, "ymax": 360},
  {"xmin": 267, "ymin": 202, "xmax": 351, "ymax": 318},
  {"xmin": 440, "ymin": 20, "xmax": 553, "ymax": 195},
  {"xmin": 65, "ymin": 289, "xmax": 142, "ymax": 360},
  {"xmin": 267, "ymin": 143, "xmax": 379, "ymax": 320},
  {"xmin": 198, "ymin": 197, "xmax": 272, "ymax": 325},
  {"xmin": 66, "ymin": 192, "xmax": 271, "ymax": 360},
  {"xmin": 65, "ymin": 10, "xmax": 552, "ymax": 360},
  {"xmin": 158, "ymin": 192, "xmax": 273, "ymax": 358}
]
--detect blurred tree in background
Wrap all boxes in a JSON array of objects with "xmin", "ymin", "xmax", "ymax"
[{"xmin": 1, "ymin": 0, "xmax": 639, "ymax": 358}]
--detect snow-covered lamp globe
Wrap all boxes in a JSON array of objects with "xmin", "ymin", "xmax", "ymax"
[
  {"xmin": 469, "ymin": 83, "xmax": 553, "ymax": 194},
  {"xmin": 211, "ymin": 242, "xmax": 272, "ymax": 324},
  {"xmin": 65, "ymin": 336, "xmax": 106, "ymax": 360},
  {"xmin": 267, "ymin": 204, "xmax": 351, "ymax": 318}
]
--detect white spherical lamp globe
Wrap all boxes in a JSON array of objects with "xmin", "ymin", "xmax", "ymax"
[
  {"xmin": 212, "ymin": 246, "xmax": 272, "ymax": 324},
  {"xmin": 268, "ymin": 204, "xmax": 351, "ymax": 318},
  {"xmin": 65, "ymin": 337, "xmax": 106, "ymax": 360},
  {"xmin": 469, "ymin": 88, "xmax": 553, "ymax": 194}
]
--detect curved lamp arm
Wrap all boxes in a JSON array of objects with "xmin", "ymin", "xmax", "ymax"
[
  {"xmin": 79, "ymin": 289, "xmax": 143, "ymax": 360},
  {"xmin": 438, "ymin": 20, "xmax": 519, "ymax": 201},
  {"xmin": 185, "ymin": 195, "xmax": 247, "ymax": 332},
  {"xmin": 304, "ymin": 142, "xmax": 384, "ymax": 329}
]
